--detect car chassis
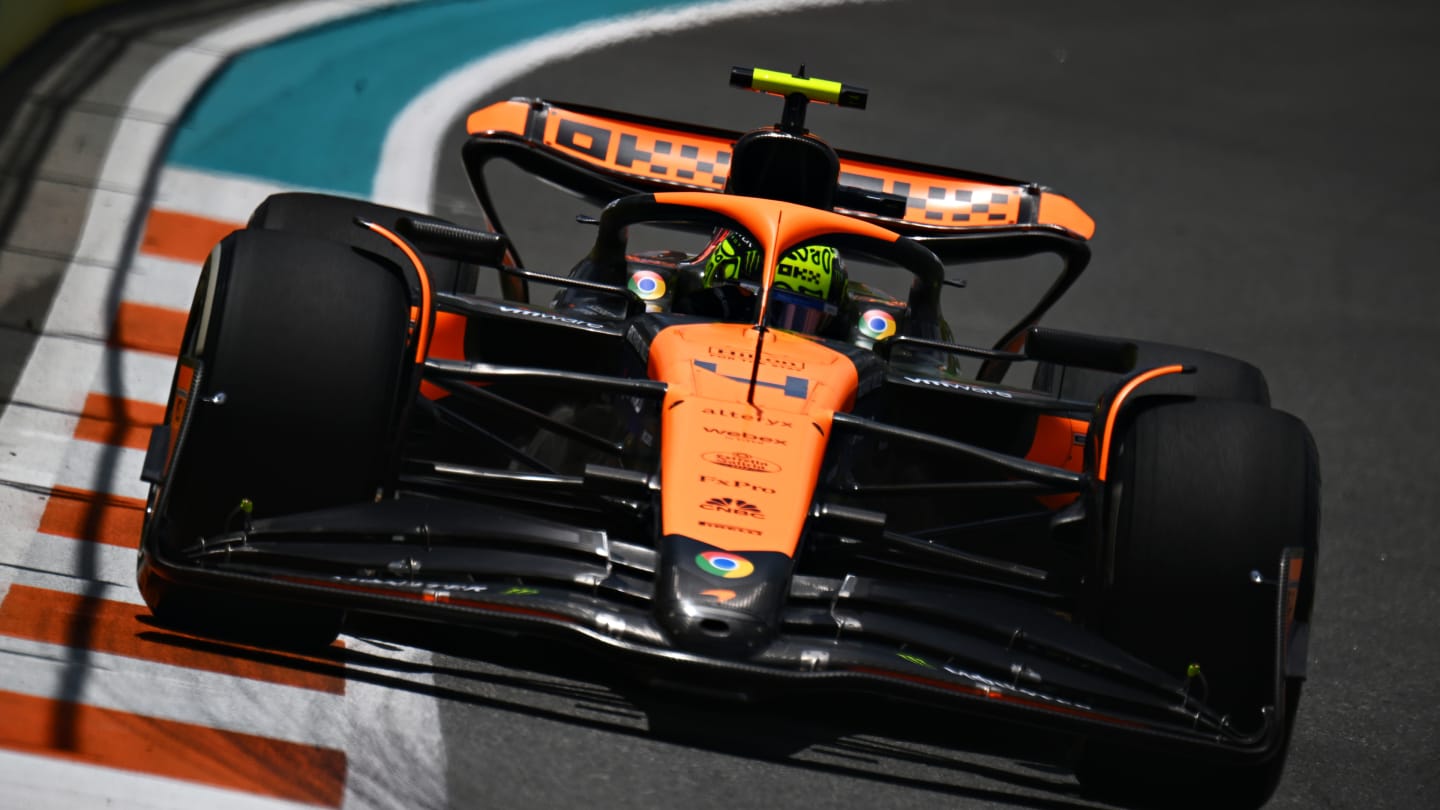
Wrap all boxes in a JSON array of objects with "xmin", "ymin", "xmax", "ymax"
[{"xmin": 136, "ymin": 68, "xmax": 1317, "ymax": 805}]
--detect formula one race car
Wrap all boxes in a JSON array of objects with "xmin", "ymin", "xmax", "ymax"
[{"xmin": 137, "ymin": 68, "xmax": 1319, "ymax": 809}]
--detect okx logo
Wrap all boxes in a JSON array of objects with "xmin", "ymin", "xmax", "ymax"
[{"xmin": 701, "ymin": 497, "xmax": 765, "ymax": 519}]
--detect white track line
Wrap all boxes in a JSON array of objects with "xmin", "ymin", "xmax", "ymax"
[
  {"xmin": 47, "ymin": 441, "xmax": 147, "ymax": 501},
  {"xmin": 87, "ymin": 349, "xmax": 176, "ymax": 404},
  {"xmin": 0, "ymin": 751, "xmax": 326, "ymax": 810},
  {"xmin": 2, "ymin": 640, "xmax": 349, "ymax": 744},
  {"xmin": 4, "ymin": 533, "xmax": 146, "ymax": 602},
  {"xmin": 154, "ymin": 166, "xmax": 318, "ymax": 224},
  {"xmin": 0, "ymin": 405, "xmax": 84, "ymax": 494},
  {"xmin": 3, "ymin": 4, "xmax": 452, "ymax": 809},
  {"xmin": 6, "ymin": 0, "xmax": 417, "ymax": 509},
  {"xmin": 123, "ymin": 254, "xmax": 204, "ymax": 311}
]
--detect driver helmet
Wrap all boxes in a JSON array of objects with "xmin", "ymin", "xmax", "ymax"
[{"xmin": 703, "ymin": 230, "xmax": 846, "ymax": 334}]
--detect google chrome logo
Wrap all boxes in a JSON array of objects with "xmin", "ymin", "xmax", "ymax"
[
  {"xmin": 627, "ymin": 270, "xmax": 667, "ymax": 300},
  {"xmin": 695, "ymin": 551, "xmax": 755, "ymax": 579},
  {"xmin": 858, "ymin": 309, "xmax": 897, "ymax": 340}
]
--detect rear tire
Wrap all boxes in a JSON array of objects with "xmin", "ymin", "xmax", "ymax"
[
  {"xmin": 140, "ymin": 228, "xmax": 412, "ymax": 648},
  {"xmin": 1034, "ymin": 338, "xmax": 1270, "ymax": 405},
  {"xmin": 1077, "ymin": 400, "xmax": 1320, "ymax": 808}
]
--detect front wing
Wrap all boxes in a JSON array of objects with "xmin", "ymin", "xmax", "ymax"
[{"xmin": 139, "ymin": 489, "xmax": 1303, "ymax": 766}]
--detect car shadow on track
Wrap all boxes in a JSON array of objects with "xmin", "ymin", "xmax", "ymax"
[{"xmin": 153, "ymin": 611, "xmax": 1110, "ymax": 809}]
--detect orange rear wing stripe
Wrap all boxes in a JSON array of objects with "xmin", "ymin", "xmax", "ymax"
[{"xmin": 466, "ymin": 99, "xmax": 1095, "ymax": 239}]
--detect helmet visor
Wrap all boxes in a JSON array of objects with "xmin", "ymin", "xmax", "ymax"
[{"xmin": 768, "ymin": 289, "xmax": 835, "ymax": 334}]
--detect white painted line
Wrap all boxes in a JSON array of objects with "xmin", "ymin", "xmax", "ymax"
[
  {"xmin": 0, "ymin": 488, "xmax": 55, "ymax": 598},
  {"xmin": 0, "ymin": 336, "xmax": 104, "ymax": 415},
  {"xmin": 0, "ymin": 750, "xmax": 326, "ymax": 810},
  {"xmin": 50, "ymin": 440, "xmax": 148, "ymax": 502},
  {"xmin": 0, "ymin": 639, "xmax": 349, "ymax": 745},
  {"xmin": 88, "ymin": 348, "xmax": 178, "ymax": 406},
  {"xmin": 372, "ymin": 0, "xmax": 895, "ymax": 210},
  {"xmin": 123, "ymin": 254, "xmax": 203, "ymax": 312},
  {"xmin": 186, "ymin": 0, "xmax": 417, "ymax": 55},
  {"xmin": 121, "ymin": 48, "xmax": 229, "ymax": 121},
  {"xmin": 4, "ymin": 532, "xmax": 145, "ymax": 602},
  {"xmin": 33, "ymin": 262, "xmax": 124, "ymax": 343},
  {"xmin": 88, "ymin": 119, "xmax": 173, "ymax": 196},
  {"xmin": 0, "ymin": 629, "xmax": 463, "ymax": 783},
  {"xmin": 154, "ymin": 167, "xmax": 310, "ymax": 223},
  {"xmin": 1, "ymin": 340, "xmax": 174, "ymax": 417},
  {"xmin": 68, "ymin": 188, "xmax": 145, "ymax": 269},
  {"xmin": 330, "ymin": 672, "xmax": 453, "ymax": 810},
  {"xmin": 0, "ymin": 567, "xmax": 140, "ymax": 606},
  {"xmin": 3, "ymin": 3, "xmax": 448, "ymax": 806},
  {"xmin": 0, "ymin": 403, "xmax": 81, "ymax": 493}
]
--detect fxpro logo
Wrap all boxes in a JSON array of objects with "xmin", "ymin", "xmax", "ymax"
[
  {"xmin": 701, "ymin": 497, "xmax": 765, "ymax": 519},
  {"xmin": 699, "ymin": 475, "xmax": 776, "ymax": 494},
  {"xmin": 903, "ymin": 376, "xmax": 1014, "ymax": 398},
  {"xmin": 701, "ymin": 407, "xmax": 793, "ymax": 429}
]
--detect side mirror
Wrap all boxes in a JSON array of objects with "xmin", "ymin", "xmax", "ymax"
[
  {"xmin": 1024, "ymin": 327, "xmax": 1136, "ymax": 374},
  {"xmin": 396, "ymin": 217, "xmax": 511, "ymax": 267}
]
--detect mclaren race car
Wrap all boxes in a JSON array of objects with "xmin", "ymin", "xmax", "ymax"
[{"xmin": 137, "ymin": 68, "xmax": 1319, "ymax": 808}]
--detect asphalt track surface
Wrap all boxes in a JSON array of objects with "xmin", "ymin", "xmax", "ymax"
[{"xmin": 2, "ymin": 0, "xmax": 1439, "ymax": 808}]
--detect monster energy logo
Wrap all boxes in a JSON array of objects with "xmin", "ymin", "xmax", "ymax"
[{"xmin": 705, "ymin": 234, "xmax": 762, "ymax": 283}]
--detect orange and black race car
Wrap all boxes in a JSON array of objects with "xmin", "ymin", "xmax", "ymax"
[{"xmin": 137, "ymin": 68, "xmax": 1319, "ymax": 809}]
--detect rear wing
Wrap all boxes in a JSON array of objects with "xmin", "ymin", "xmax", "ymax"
[
  {"xmin": 462, "ymin": 98, "xmax": 1095, "ymax": 243},
  {"xmin": 461, "ymin": 98, "xmax": 1094, "ymax": 372}
]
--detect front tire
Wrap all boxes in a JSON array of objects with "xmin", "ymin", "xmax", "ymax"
[
  {"xmin": 140, "ymin": 227, "xmax": 412, "ymax": 648},
  {"xmin": 1077, "ymin": 400, "xmax": 1320, "ymax": 808},
  {"xmin": 248, "ymin": 191, "xmax": 476, "ymax": 294}
]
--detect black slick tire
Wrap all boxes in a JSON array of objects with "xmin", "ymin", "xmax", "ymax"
[
  {"xmin": 1076, "ymin": 400, "xmax": 1320, "ymax": 809},
  {"xmin": 248, "ymin": 191, "xmax": 475, "ymax": 294},
  {"xmin": 139, "ymin": 228, "xmax": 411, "ymax": 648}
]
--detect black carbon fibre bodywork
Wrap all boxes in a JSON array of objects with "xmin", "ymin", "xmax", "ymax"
[
  {"xmin": 137, "ymin": 83, "xmax": 1316, "ymax": 791},
  {"xmin": 139, "ymin": 301, "xmax": 1309, "ymax": 766}
]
